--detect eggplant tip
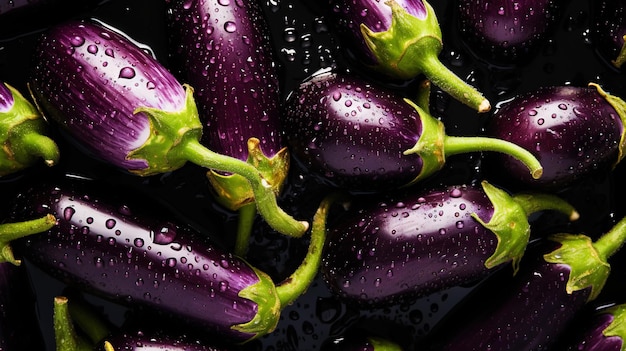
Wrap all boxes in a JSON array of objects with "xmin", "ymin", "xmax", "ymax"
[
  {"xmin": 531, "ymin": 167, "xmax": 543, "ymax": 179},
  {"xmin": 478, "ymin": 99, "xmax": 491, "ymax": 113},
  {"xmin": 570, "ymin": 210, "xmax": 580, "ymax": 221}
]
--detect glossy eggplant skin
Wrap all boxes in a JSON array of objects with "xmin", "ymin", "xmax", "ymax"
[
  {"xmin": 456, "ymin": 0, "xmax": 563, "ymax": 66},
  {"xmin": 591, "ymin": 0, "xmax": 626, "ymax": 70},
  {"xmin": 9, "ymin": 176, "xmax": 280, "ymax": 343},
  {"xmin": 562, "ymin": 304, "xmax": 626, "ymax": 351},
  {"xmin": 96, "ymin": 328, "xmax": 236, "ymax": 351},
  {"xmin": 0, "ymin": 262, "xmax": 46, "ymax": 350},
  {"xmin": 485, "ymin": 84, "xmax": 625, "ymax": 190}
]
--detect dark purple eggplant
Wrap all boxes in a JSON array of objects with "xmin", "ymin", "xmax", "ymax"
[
  {"xmin": 8, "ymin": 175, "xmax": 341, "ymax": 343},
  {"xmin": 282, "ymin": 69, "xmax": 542, "ymax": 194},
  {"xmin": 431, "ymin": 215, "xmax": 626, "ymax": 351},
  {"xmin": 485, "ymin": 83, "xmax": 626, "ymax": 190},
  {"xmin": 165, "ymin": 0, "xmax": 289, "ymax": 255},
  {"xmin": 591, "ymin": 0, "xmax": 626, "ymax": 70},
  {"xmin": 455, "ymin": 0, "xmax": 563, "ymax": 66},
  {"xmin": 0, "ymin": 262, "xmax": 47, "ymax": 350},
  {"xmin": 321, "ymin": 180, "xmax": 578, "ymax": 306},
  {"xmin": 0, "ymin": 80, "xmax": 59, "ymax": 177},
  {"xmin": 560, "ymin": 303, "xmax": 626, "ymax": 351},
  {"xmin": 27, "ymin": 19, "xmax": 307, "ymax": 238},
  {"xmin": 327, "ymin": 0, "xmax": 490, "ymax": 113},
  {"xmin": 321, "ymin": 333, "xmax": 404, "ymax": 351}
]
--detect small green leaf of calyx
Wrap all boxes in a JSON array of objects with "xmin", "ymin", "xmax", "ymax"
[
  {"xmin": 128, "ymin": 84, "xmax": 203, "ymax": 176},
  {"xmin": 602, "ymin": 304, "xmax": 626, "ymax": 351},
  {"xmin": 543, "ymin": 233, "xmax": 609, "ymax": 302}
]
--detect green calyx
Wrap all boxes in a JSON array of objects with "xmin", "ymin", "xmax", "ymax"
[
  {"xmin": 360, "ymin": 0, "xmax": 441, "ymax": 81},
  {"xmin": 602, "ymin": 303, "xmax": 626, "ymax": 351},
  {"xmin": 368, "ymin": 336, "xmax": 404, "ymax": 351},
  {"xmin": 0, "ymin": 83, "xmax": 60, "ymax": 176},
  {"xmin": 0, "ymin": 214, "xmax": 56, "ymax": 265},
  {"xmin": 470, "ymin": 181, "xmax": 530, "ymax": 274},
  {"xmin": 127, "ymin": 83, "xmax": 203, "ymax": 176},
  {"xmin": 543, "ymin": 233, "xmax": 609, "ymax": 302},
  {"xmin": 207, "ymin": 140, "xmax": 290, "ymax": 211},
  {"xmin": 611, "ymin": 35, "xmax": 626, "ymax": 69},
  {"xmin": 231, "ymin": 266, "xmax": 281, "ymax": 342},
  {"xmin": 589, "ymin": 83, "xmax": 626, "ymax": 167}
]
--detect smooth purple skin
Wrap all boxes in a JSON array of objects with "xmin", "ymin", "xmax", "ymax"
[
  {"xmin": 591, "ymin": 0, "xmax": 626, "ymax": 69},
  {"xmin": 165, "ymin": 0, "xmax": 283, "ymax": 161},
  {"xmin": 322, "ymin": 184, "xmax": 496, "ymax": 306},
  {"xmin": 282, "ymin": 70, "xmax": 423, "ymax": 193},
  {"xmin": 29, "ymin": 19, "xmax": 187, "ymax": 171},
  {"xmin": 566, "ymin": 313, "xmax": 623, "ymax": 351},
  {"xmin": 0, "ymin": 81, "xmax": 13, "ymax": 112},
  {"xmin": 456, "ymin": 0, "xmax": 562, "ymax": 65},
  {"xmin": 0, "ymin": 263, "xmax": 46, "ymax": 350},
  {"xmin": 98, "ymin": 329, "xmax": 235, "ymax": 351},
  {"xmin": 439, "ymin": 242, "xmax": 591, "ymax": 351},
  {"xmin": 328, "ymin": 0, "xmax": 427, "ymax": 66},
  {"xmin": 11, "ymin": 180, "xmax": 261, "ymax": 342},
  {"xmin": 485, "ymin": 85, "xmax": 623, "ymax": 189}
]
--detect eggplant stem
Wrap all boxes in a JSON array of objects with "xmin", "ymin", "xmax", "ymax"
[
  {"xmin": 0, "ymin": 214, "xmax": 56, "ymax": 265},
  {"xmin": 443, "ymin": 135, "xmax": 543, "ymax": 179},
  {"xmin": 19, "ymin": 132, "xmax": 60, "ymax": 167},
  {"xmin": 53, "ymin": 296, "xmax": 91, "ymax": 351},
  {"xmin": 512, "ymin": 192, "xmax": 579, "ymax": 221},
  {"xmin": 180, "ymin": 140, "xmax": 309, "ymax": 238},
  {"xmin": 234, "ymin": 203, "xmax": 256, "ymax": 257},
  {"xmin": 593, "ymin": 215, "xmax": 626, "ymax": 260},
  {"xmin": 275, "ymin": 193, "xmax": 350, "ymax": 306}
]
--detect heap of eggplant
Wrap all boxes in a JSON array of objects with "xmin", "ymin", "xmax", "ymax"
[{"xmin": 2, "ymin": 0, "xmax": 626, "ymax": 350}]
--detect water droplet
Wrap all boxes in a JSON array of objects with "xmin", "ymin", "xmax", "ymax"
[
  {"xmin": 70, "ymin": 36, "xmax": 85, "ymax": 47},
  {"xmin": 105, "ymin": 48, "xmax": 115, "ymax": 57},
  {"xmin": 63, "ymin": 207, "xmax": 75, "ymax": 221},
  {"xmin": 105, "ymin": 219, "xmax": 116, "ymax": 229},
  {"xmin": 119, "ymin": 67, "xmax": 136, "ymax": 79},
  {"xmin": 224, "ymin": 21, "xmax": 237, "ymax": 33},
  {"xmin": 134, "ymin": 238, "xmax": 144, "ymax": 247}
]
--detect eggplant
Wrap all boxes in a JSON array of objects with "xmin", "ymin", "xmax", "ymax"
[
  {"xmin": 0, "ymin": 80, "xmax": 60, "ymax": 177},
  {"xmin": 8, "ymin": 175, "xmax": 342, "ymax": 343},
  {"xmin": 430, "ymin": 215, "xmax": 626, "ymax": 351},
  {"xmin": 591, "ymin": 0, "xmax": 626, "ymax": 70},
  {"xmin": 327, "ymin": 0, "xmax": 490, "ymax": 113},
  {"xmin": 27, "ymin": 19, "xmax": 307, "ymax": 238},
  {"xmin": 455, "ymin": 0, "xmax": 563, "ymax": 66},
  {"xmin": 282, "ymin": 69, "xmax": 542, "ymax": 194},
  {"xmin": 560, "ymin": 303, "xmax": 626, "ymax": 351},
  {"xmin": 165, "ymin": 0, "xmax": 289, "ymax": 255},
  {"xmin": 321, "ymin": 180, "xmax": 578, "ymax": 306},
  {"xmin": 485, "ymin": 83, "xmax": 626, "ymax": 190}
]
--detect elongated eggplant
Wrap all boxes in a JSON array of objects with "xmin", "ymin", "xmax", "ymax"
[
  {"xmin": 327, "ymin": 0, "xmax": 490, "ymax": 112},
  {"xmin": 431, "ymin": 215, "xmax": 626, "ymax": 351},
  {"xmin": 321, "ymin": 180, "xmax": 578, "ymax": 306},
  {"xmin": 591, "ymin": 0, "xmax": 626, "ymax": 70},
  {"xmin": 485, "ymin": 83, "xmax": 626, "ymax": 190},
  {"xmin": 282, "ymin": 69, "xmax": 542, "ymax": 194},
  {"xmin": 27, "ymin": 19, "xmax": 307, "ymax": 238},
  {"xmin": 560, "ymin": 303, "xmax": 626, "ymax": 351},
  {"xmin": 455, "ymin": 0, "xmax": 563, "ymax": 66},
  {"xmin": 1, "ymin": 80, "xmax": 59, "ymax": 177},
  {"xmin": 165, "ymin": 0, "xmax": 290, "ymax": 255},
  {"xmin": 9, "ymin": 175, "xmax": 341, "ymax": 343}
]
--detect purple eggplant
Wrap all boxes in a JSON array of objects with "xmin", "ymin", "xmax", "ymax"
[
  {"xmin": 0, "ymin": 80, "xmax": 59, "ymax": 177},
  {"xmin": 485, "ymin": 83, "xmax": 626, "ymax": 190},
  {"xmin": 561, "ymin": 303, "xmax": 626, "ymax": 351},
  {"xmin": 8, "ymin": 175, "xmax": 341, "ymax": 343},
  {"xmin": 591, "ymin": 0, "xmax": 626, "ymax": 70},
  {"xmin": 327, "ymin": 0, "xmax": 490, "ymax": 113},
  {"xmin": 27, "ymin": 19, "xmax": 307, "ymax": 238},
  {"xmin": 455, "ymin": 0, "xmax": 563, "ymax": 66},
  {"xmin": 282, "ymin": 69, "xmax": 542, "ymax": 194},
  {"xmin": 431, "ymin": 215, "xmax": 626, "ymax": 351},
  {"xmin": 321, "ymin": 180, "xmax": 578, "ymax": 306},
  {"xmin": 165, "ymin": 0, "xmax": 289, "ymax": 255}
]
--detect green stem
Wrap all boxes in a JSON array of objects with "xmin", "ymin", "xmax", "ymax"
[
  {"xmin": 66, "ymin": 296, "xmax": 112, "ymax": 345},
  {"xmin": 0, "ymin": 214, "xmax": 56, "ymax": 265},
  {"xmin": 512, "ymin": 192, "xmax": 580, "ymax": 221},
  {"xmin": 234, "ymin": 202, "xmax": 257, "ymax": 257},
  {"xmin": 443, "ymin": 135, "xmax": 543, "ymax": 179},
  {"xmin": 275, "ymin": 193, "xmax": 349, "ymax": 306},
  {"xmin": 53, "ymin": 296, "xmax": 91, "ymax": 351},
  {"xmin": 416, "ymin": 52, "xmax": 491, "ymax": 113},
  {"xmin": 18, "ymin": 132, "xmax": 60, "ymax": 167},
  {"xmin": 611, "ymin": 35, "xmax": 626, "ymax": 69},
  {"xmin": 180, "ymin": 139, "xmax": 309, "ymax": 238},
  {"xmin": 593, "ymin": 215, "xmax": 626, "ymax": 260}
]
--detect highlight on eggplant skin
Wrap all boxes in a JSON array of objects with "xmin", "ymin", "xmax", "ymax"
[
  {"xmin": 562, "ymin": 303, "xmax": 626, "ymax": 351},
  {"xmin": 9, "ymin": 176, "xmax": 279, "ymax": 343}
]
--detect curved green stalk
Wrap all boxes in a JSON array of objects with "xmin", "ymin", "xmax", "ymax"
[
  {"xmin": 234, "ymin": 202, "xmax": 257, "ymax": 256},
  {"xmin": 0, "ymin": 214, "xmax": 56, "ymax": 265},
  {"xmin": 53, "ymin": 296, "xmax": 92, "ymax": 351}
]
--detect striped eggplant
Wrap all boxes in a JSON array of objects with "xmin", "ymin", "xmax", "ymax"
[
  {"xmin": 432, "ymin": 215, "xmax": 626, "ymax": 351},
  {"xmin": 165, "ymin": 0, "xmax": 289, "ymax": 255},
  {"xmin": 561, "ymin": 303, "xmax": 626, "ymax": 351},
  {"xmin": 282, "ymin": 69, "xmax": 542, "ymax": 194},
  {"xmin": 326, "ymin": 0, "xmax": 490, "ymax": 112},
  {"xmin": 485, "ymin": 83, "xmax": 626, "ymax": 190},
  {"xmin": 9, "ymin": 174, "xmax": 340, "ymax": 343},
  {"xmin": 591, "ymin": 0, "xmax": 626, "ymax": 70},
  {"xmin": 321, "ymin": 180, "xmax": 578, "ymax": 306},
  {"xmin": 0, "ymin": 80, "xmax": 59, "ymax": 177},
  {"xmin": 27, "ymin": 19, "xmax": 307, "ymax": 238}
]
